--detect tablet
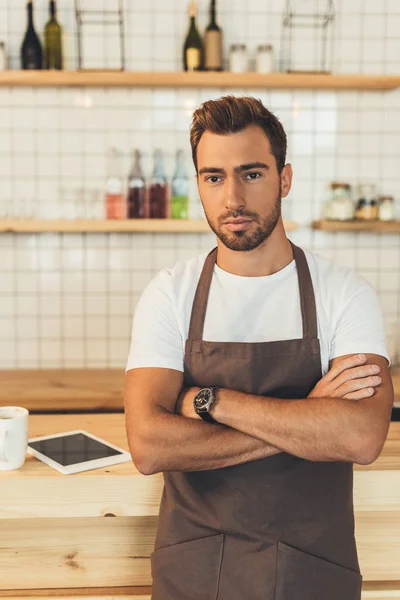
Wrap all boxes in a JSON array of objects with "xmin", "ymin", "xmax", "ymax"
[{"xmin": 27, "ymin": 429, "xmax": 132, "ymax": 475}]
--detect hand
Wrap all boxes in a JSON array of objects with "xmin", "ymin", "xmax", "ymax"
[
  {"xmin": 308, "ymin": 354, "xmax": 381, "ymax": 401},
  {"xmin": 175, "ymin": 386, "xmax": 202, "ymax": 419}
]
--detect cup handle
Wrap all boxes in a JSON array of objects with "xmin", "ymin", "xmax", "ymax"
[{"xmin": 0, "ymin": 428, "xmax": 8, "ymax": 462}]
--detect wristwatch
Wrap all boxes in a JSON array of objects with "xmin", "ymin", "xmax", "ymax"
[{"xmin": 193, "ymin": 387, "xmax": 218, "ymax": 424}]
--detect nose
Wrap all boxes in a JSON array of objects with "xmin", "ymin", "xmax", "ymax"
[{"xmin": 224, "ymin": 176, "xmax": 245, "ymax": 212}]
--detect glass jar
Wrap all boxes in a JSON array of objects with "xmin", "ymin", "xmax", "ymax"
[
  {"xmin": 355, "ymin": 184, "xmax": 378, "ymax": 221},
  {"xmin": 0, "ymin": 42, "xmax": 7, "ymax": 70},
  {"xmin": 378, "ymin": 195, "xmax": 395, "ymax": 222},
  {"xmin": 327, "ymin": 182, "xmax": 354, "ymax": 221},
  {"xmin": 256, "ymin": 44, "xmax": 274, "ymax": 73},
  {"xmin": 229, "ymin": 44, "xmax": 248, "ymax": 73}
]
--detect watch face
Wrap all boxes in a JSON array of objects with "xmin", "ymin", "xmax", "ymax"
[{"xmin": 194, "ymin": 388, "xmax": 212, "ymax": 409}]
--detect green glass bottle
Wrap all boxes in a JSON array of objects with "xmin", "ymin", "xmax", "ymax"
[
  {"xmin": 44, "ymin": 0, "xmax": 63, "ymax": 70},
  {"xmin": 183, "ymin": 2, "xmax": 203, "ymax": 72},
  {"xmin": 171, "ymin": 150, "xmax": 189, "ymax": 219}
]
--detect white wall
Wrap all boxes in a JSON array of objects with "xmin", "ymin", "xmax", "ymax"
[{"xmin": 0, "ymin": 0, "xmax": 399, "ymax": 368}]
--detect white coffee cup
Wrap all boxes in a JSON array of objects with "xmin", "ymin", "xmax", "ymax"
[{"xmin": 0, "ymin": 406, "xmax": 29, "ymax": 470}]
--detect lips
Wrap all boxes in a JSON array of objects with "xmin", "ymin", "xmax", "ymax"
[
  {"xmin": 223, "ymin": 219, "xmax": 254, "ymax": 231},
  {"xmin": 224, "ymin": 219, "xmax": 252, "ymax": 224}
]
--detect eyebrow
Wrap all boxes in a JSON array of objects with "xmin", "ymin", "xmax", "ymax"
[{"xmin": 198, "ymin": 162, "xmax": 270, "ymax": 176}]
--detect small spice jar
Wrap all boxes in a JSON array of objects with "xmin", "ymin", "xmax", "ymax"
[
  {"xmin": 378, "ymin": 195, "xmax": 395, "ymax": 221},
  {"xmin": 256, "ymin": 44, "xmax": 274, "ymax": 73},
  {"xmin": 229, "ymin": 44, "xmax": 248, "ymax": 73},
  {"xmin": 355, "ymin": 184, "xmax": 378, "ymax": 221},
  {"xmin": 328, "ymin": 182, "xmax": 354, "ymax": 221}
]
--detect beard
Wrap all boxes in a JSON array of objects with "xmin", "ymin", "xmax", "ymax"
[{"xmin": 202, "ymin": 191, "xmax": 282, "ymax": 252}]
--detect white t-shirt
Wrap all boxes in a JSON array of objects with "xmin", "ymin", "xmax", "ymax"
[{"xmin": 126, "ymin": 247, "xmax": 390, "ymax": 376}]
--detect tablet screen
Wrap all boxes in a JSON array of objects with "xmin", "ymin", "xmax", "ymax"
[{"xmin": 28, "ymin": 432, "xmax": 122, "ymax": 466}]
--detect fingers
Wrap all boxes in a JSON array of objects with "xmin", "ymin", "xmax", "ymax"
[
  {"xmin": 327, "ymin": 356, "xmax": 380, "ymax": 389},
  {"xmin": 325, "ymin": 354, "xmax": 368, "ymax": 382},
  {"xmin": 337, "ymin": 375, "xmax": 381, "ymax": 396},
  {"xmin": 310, "ymin": 354, "xmax": 382, "ymax": 401},
  {"xmin": 343, "ymin": 387, "xmax": 375, "ymax": 400},
  {"xmin": 335, "ymin": 368, "xmax": 381, "ymax": 390}
]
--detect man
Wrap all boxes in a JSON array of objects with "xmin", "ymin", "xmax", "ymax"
[{"xmin": 124, "ymin": 96, "xmax": 393, "ymax": 600}]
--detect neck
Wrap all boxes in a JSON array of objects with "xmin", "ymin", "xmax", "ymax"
[
  {"xmin": 215, "ymin": 218, "xmax": 294, "ymax": 277},
  {"xmin": 27, "ymin": 2, "xmax": 34, "ymax": 26},
  {"xmin": 210, "ymin": 0, "xmax": 216, "ymax": 24}
]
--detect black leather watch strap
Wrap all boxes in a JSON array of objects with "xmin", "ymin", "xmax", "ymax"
[{"xmin": 198, "ymin": 409, "xmax": 217, "ymax": 424}]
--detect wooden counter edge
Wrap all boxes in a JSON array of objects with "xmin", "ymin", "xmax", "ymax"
[{"xmin": 0, "ymin": 582, "xmax": 400, "ymax": 598}]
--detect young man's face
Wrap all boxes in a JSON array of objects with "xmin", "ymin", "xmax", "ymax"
[{"xmin": 196, "ymin": 124, "xmax": 292, "ymax": 251}]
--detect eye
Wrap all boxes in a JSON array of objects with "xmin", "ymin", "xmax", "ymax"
[
  {"xmin": 245, "ymin": 172, "xmax": 261, "ymax": 180},
  {"xmin": 205, "ymin": 175, "xmax": 222, "ymax": 183}
]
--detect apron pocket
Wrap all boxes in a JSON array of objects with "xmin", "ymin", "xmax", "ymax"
[
  {"xmin": 151, "ymin": 533, "xmax": 224, "ymax": 600},
  {"xmin": 275, "ymin": 541, "xmax": 362, "ymax": 600}
]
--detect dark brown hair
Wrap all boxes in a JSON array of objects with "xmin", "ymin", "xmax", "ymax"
[{"xmin": 190, "ymin": 95, "xmax": 287, "ymax": 174}]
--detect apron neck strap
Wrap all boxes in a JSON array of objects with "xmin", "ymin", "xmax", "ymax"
[
  {"xmin": 187, "ymin": 246, "xmax": 217, "ymax": 342},
  {"xmin": 188, "ymin": 241, "xmax": 318, "ymax": 341},
  {"xmin": 290, "ymin": 241, "xmax": 318, "ymax": 340}
]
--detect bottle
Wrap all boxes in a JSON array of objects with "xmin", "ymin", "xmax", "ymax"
[
  {"xmin": 171, "ymin": 150, "xmax": 189, "ymax": 219},
  {"xmin": 149, "ymin": 150, "xmax": 168, "ymax": 219},
  {"xmin": 105, "ymin": 148, "xmax": 126, "ymax": 219},
  {"xmin": 44, "ymin": 0, "xmax": 63, "ymax": 70},
  {"xmin": 21, "ymin": 0, "xmax": 43, "ymax": 70},
  {"xmin": 127, "ymin": 150, "xmax": 147, "ymax": 219},
  {"xmin": 183, "ymin": 2, "xmax": 203, "ymax": 72},
  {"xmin": 204, "ymin": 0, "xmax": 223, "ymax": 71}
]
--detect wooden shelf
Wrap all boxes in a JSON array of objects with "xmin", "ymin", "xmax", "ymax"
[
  {"xmin": 0, "ymin": 70, "xmax": 399, "ymax": 90},
  {"xmin": 312, "ymin": 220, "xmax": 400, "ymax": 233},
  {"xmin": 0, "ymin": 218, "xmax": 297, "ymax": 234}
]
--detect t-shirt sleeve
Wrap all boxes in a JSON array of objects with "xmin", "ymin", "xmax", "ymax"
[
  {"xmin": 329, "ymin": 271, "xmax": 391, "ymax": 366},
  {"xmin": 125, "ymin": 270, "xmax": 184, "ymax": 372}
]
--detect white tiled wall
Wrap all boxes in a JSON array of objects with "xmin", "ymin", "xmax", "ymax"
[{"xmin": 0, "ymin": 0, "xmax": 399, "ymax": 368}]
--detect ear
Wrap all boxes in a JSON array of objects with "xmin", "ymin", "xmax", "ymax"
[{"xmin": 280, "ymin": 164, "xmax": 293, "ymax": 198}]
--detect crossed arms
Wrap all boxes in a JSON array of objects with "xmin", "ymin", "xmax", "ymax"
[{"xmin": 124, "ymin": 353, "xmax": 393, "ymax": 475}]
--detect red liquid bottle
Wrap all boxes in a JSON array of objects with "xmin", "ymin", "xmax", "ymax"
[
  {"xmin": 148, "ymin": 149, "xmax": 168, "ymax": 219},
  {"xmin": 127, "ymin": 149, "xmax": 146, "ymax": 218}
]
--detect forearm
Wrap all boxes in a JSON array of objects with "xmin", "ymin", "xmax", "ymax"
[
  {"xmin": 136, "ymin": 409, "xmax": 281, "ymax": 474},
  {"xmin": 212, "ymin": 389, "xmax": 371, "ymax": 463}
]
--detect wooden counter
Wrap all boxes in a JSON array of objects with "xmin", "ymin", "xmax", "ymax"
[
  {"xmin": 1, "ymin": 414, "xmax": 400, "ymax": 598},
  {"xmin": 0, "ymin": 369, "xmax": 125, "ymax": 413},
  {"xmin": 1, "ymin": 367, "xmax": 399, "ymax": 412}
]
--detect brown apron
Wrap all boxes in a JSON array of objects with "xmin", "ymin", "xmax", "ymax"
[{"xmin": 151, "ymin": 242, "xmax": 362, "ymax": 600}]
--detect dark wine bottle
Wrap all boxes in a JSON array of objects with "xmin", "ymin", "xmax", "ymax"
[
  {"xmin": 44, "ymin": 0, "xmax": 63, "ymax": 70},
  {"xmin": 205, "ymin": 0, "xmax": 223, "ymax": 71},
  {"xmin": 183, "ymin": 2, "xmax": 203, "ymax": 72},
  {"xmin": 21, "ymin": 0, "xmax": 43, "ymax": 70},
  {"xmin": 127, "ymin": 150, "xmax": 147, "ymax": 219},
  {"xmin": 149, "ymin": 149, "xmax": 168, "ymax": 219}
]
